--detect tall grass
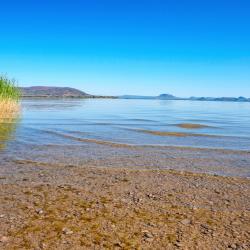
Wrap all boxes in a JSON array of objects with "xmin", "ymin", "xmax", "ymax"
[
  {"xmin": 0, "ymin": 75, "xmax": 20, "ymax": 149},
  {"xmin": 0, "ymin": 75, "xmax": 20, "ymax": 114},
  {"xmin": 0, "ymin": 75, "xmax": 20, "ymax": 100}
]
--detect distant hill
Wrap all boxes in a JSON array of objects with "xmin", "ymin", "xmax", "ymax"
[
  {"xmin": 20, "ymin": 86, "xmax": 90, "ymax": 98},
  {"xmin": 189, "ymin": 96, "xmax": 250, "ymax": 102},
  {"xmin": 20, "ymin": 86, "xmax": 117, "ymax": 98},
  {"xmin": 119, "ymin": 95, "xmax": 156, "ymax": 99},
  {"xmin": 120, "ymin": 93, "xmax": 179, "ymax": 100},
  {"xmin": 120, "ymin": 94, "xmax": 250, "ymax": 102},
  {"xmin": 158, "ymin": 94, "xmax": 178, "ymax": 100},
  {"xmin": 20, "ymin": 87, "xmax": 250, "ymax": 102}
]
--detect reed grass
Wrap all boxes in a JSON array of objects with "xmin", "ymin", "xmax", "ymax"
[
  {"xmin": 0, "ymin": 75, "xmax": 20, "ymax": 113},
  {"xmin": 0, "ymin": 75, "xmax": 20, "ymax": 100},
  {"xmin": 0, "ymin": 75, "xmax": 20, "ymax": 149}
]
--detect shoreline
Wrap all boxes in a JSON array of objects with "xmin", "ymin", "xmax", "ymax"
[
  {"xmin": 20, "ymin": 96, "xmax": 250, "ymax": 103},
  {"xmin": 0, "ymin": 163, "xmax": 250, "ymax": 250},
  {"xmin": 3, "ymin": 139, "xmax": 249, "ymax": 178},
  {"xmin": 0, "ymin": 163, "xmax": 249, "ymax": 249}
]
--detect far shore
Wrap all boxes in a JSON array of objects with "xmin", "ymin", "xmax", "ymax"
[
  {"xmin": 20, "ymin": 96, "xmax": 250, "ymax": 103},
  {"xmin": 19, "ymin": 86, "xmax": 250, "ymax": 102},
  {"xmin": 21, "ymin": 95, "xmax": 118, "ymax": 99}
]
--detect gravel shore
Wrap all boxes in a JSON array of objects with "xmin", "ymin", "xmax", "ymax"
[{"xmin": 0, "ymin": 159, "xmax": 249, "ymax": 249}]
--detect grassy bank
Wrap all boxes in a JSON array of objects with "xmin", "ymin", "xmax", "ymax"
[{"xmin": 0, "ymin": 75, "xmax": 20, "ymax": 115}]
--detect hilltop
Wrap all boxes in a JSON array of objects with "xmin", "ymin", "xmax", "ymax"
[
  {"xmin": 20, "ymin": 86, "xmax": 116, "ymax": 99},
  {"xmin": 20, "ymin": 86, "xmax": 90, "ymax": 98}
]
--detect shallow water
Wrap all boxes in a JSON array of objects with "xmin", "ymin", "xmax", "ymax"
[
  {"xmin": 2, "ymin": 98, "xmax": 250, "ymax": 150},
  {"xmin": 0, "ymin": 99, "xmax": 250, "ymax": 177}
]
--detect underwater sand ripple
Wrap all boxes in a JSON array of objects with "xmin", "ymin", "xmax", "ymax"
[
  {"xmin": 43, "ymin": 130, "xmax": 133, "ymax": 148},
  {"xmin": 134, "ymin": 129, "xmax": 218, "ymax": 137},
  {"xmin": 174, "ymin": 123, "xmax": 214, "ymax": 129}
]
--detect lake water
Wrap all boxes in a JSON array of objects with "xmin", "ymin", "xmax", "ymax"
[
  {"xmin": 1, "ymin": 99, "xmax": 250, "ymax": 177},
  {"xmin": 2, "ymin": 98, "xmax": 250, "ymax": 150}
]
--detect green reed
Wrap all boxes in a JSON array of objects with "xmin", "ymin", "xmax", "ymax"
[
  {"xmin": 0, "ymin": 75, "xmax": 20, "ymax": 150},
  {"xmin": 0, "ymin": 75, "xmax": 20, "ymax": 101}
]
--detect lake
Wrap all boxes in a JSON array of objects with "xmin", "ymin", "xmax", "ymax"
[
  {"xmin": 1, "ymin": 99, "xmax": 250, "ymax": 177},
  {"xmin": 16, "ymin": 99, "xmax": 250, "ymax": 148}
]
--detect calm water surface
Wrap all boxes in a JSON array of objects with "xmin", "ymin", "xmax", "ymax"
[
  {"xmin": 1, "ymin": 99, "xmax": 250, "ymax": 177},
  {"xmin": 2, "ymin": 99, "xmax": 250, "ymax": 151}
]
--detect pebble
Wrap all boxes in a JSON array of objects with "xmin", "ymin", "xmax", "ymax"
[
  {"xmin": 231, "ymin": 220, "xmax": 241, "ymax": 226},
  {"xmin": 142, "ymin": 230, "xmax": 153, "ymax": 238},
  {"xmin": 114, "ymin": 242, "xmax": 123, "ymax": 247},
  {"xmin": 228, "ymin": 243, "xmax": 237, "ymax": 249},
  {"xmin": 39, "ymin": 243, "xmax": 47, "ymax": 249},
  {"xmin": 145, "ymin": 237, "xmax": 154, "ymax": 242},
  {"xmin": 174, "ymin": 242, "xmax": 183, "ymax": 248},
  {"xmin": 0, "ymin": 214, "xmax": 5, "ymax": 218},
  {"xmin": 0, "ymin": 236, "xmax": 9, "ymax": 243},
  {"xmin": 242, "ymin": 244, "xmax": 248, "ymax": 249},
  {"xmin": 66, "ymin": 165, "xmax": 75, "ymax": 168},
  {"xmin": 181, "ymin": 219, "xmax": 191, "ymax": 225},
  {"xmin": 62, "ymin": 228, "xmax": 74, "ymax": 235},
  {"xmin": 201, "ymin": 224, "xmax": 209, "ymax": 229},
  {"xmin": 36, "ymin": 208, "xmax": 44, "ymax": 215},
  {"xmin": 147, "ymin": 222, "xmax": 157, "ymax": 227}
]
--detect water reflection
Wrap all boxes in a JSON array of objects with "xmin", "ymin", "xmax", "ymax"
[
  {"xmin": 0, "ymin": 105, "xmax": 20, "ymax": 150},
  {"xmin": 22, "ymin": 98, "xmax": 84, "ymax": 111}
]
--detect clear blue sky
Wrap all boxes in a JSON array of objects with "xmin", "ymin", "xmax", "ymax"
[{"xmin": 0, "ymin": 0, "xmax": 249, "ymax": 97}]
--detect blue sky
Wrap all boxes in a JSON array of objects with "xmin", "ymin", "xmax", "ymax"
[{"xmin": 0, "ymin": 0, "xmax": 249, "ymax": 97}]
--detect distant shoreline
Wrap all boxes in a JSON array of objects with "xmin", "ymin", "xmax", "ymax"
[
  {"xmin": 20, "ymin": 86, "xmax": 250, "ymax": 102},
  {"xmin": 21, "ymin": 95, "xmax": 118, "ymax": 99},
  {"xmin": 21, "ymin": 96, "xmax": 250, "ymax": 103}
]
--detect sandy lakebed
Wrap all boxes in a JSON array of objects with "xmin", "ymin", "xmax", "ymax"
[{"xmin": 0, "ymin": 143, "xmax": 250, "ymax": 250}]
